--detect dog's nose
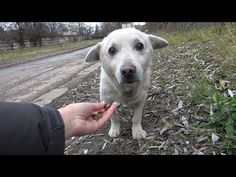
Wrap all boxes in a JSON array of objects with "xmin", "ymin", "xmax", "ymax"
[{"xmin": 120, "ymin": 64, "xmax": 136, "ymax": 78}]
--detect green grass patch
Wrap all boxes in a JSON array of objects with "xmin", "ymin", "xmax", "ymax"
[
  {"xmin": 198, "ymin": 93, "xmax": 236, "ymax": 154},
  {"xmin": 184, "ymin": 80, "xmax": 216, "ymax": 105}
]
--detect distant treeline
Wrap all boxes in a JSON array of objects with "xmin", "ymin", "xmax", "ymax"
[
  {"xmin": 144, "ymin": 22, "xmax": 228, "ymax": 33},
  {"xmin": 0, "ymin": 22, "xmax": 229, "ymax": 51}
]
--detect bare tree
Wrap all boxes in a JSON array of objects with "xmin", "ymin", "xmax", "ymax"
[
  {"xmin": 145, "ymin": 22, "xmax": 222, "ymax": 33},
  {"xmin": 93, "ymin": 24, "xmax": 101, "ymax": 38},
  {"xmin": 45, "ymin": 22, "xmax": 63, "ymax": 37},
  {"xmin": 66, "ymin": 23, "xmax": 95, "ymax": 40},
  {"xmin": 19, "ymin": 22, "xmax": 63, "ymax": 47},
  {"xmin": 15, "ymin": 22, "xmax": 26, "ymax": 48},
  {"xmin": 100, "ymin": 22, "xmax": 122, "ymax": 36},
  {"xmin": 22, "ymin": 22, "xmax": 54, "ymax": 47},
  {"xmin": 85, "ymin": 24, "xmax": 94, "ymax": 39},
  {"xmin": 0, "ymin": 23, "xmax": 17, "ymax": 50}
]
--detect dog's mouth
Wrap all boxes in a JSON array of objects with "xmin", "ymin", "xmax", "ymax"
[
  {"xmin": 121, "ymin": 79, "xmax": 139, "ymax": 86},
  {"xmin": 119, "ymin": 74, "xmax": 139, "ymax": 84},
  {"xmin": 123, "ymin": 80, "xmax": 137, "ymax": 84},
  {"xmin": 123, "ymin": 82, "xmax": 137, "ymax": 86}
]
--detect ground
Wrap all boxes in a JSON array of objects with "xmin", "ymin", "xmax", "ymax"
[{"xmin": 49, "ymin": 33, "xmax": 236, "ymax": 155}]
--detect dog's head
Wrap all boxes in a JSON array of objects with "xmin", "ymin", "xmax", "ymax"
[{"xmin": 85, "ymin": 28, "xmax": 168, "ymax": 86}]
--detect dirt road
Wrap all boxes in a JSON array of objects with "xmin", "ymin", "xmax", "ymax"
[{"xmin": 0, "ymin": 46, "xmax": 100, "ymax": 106}]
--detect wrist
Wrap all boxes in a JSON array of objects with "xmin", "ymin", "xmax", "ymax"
[{"xmin": 58, "ymin": 108, "xmax": 75, "ymax": 140}]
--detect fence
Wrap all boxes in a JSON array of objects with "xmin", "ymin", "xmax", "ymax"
[{"xmin": 0, "ymin": 36, "xmax": 78, "ymax": 51}]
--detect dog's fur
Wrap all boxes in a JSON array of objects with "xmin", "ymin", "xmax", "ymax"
[{"xmin": 85, "ymin": 28, "xmax": 168, "ymax": 139}]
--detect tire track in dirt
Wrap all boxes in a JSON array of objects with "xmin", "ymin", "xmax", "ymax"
[{"xmin": 0, "ymin": 46, "xmax": 95, "ymax": 103}]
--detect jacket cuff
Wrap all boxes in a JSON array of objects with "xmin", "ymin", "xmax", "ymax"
[{"xmin": 39, "ymin": 106, "xmax": 65, "ymax": 155}]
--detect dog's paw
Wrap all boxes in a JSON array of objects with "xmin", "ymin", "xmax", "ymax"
[
  {"xmin": 108, "ymin": 128, "xmax": 120, "ymax": 138},
  {"xmin": 132, "ymin": 127, "xmax": 146, "ymax": 139}
]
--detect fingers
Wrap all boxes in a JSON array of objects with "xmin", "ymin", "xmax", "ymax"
[
  {"xmin": 97, "ymin": 103, "xmax": 118, "ymax": 128},
  {"xmin": 90, "ymin": 101, "xmax": 106, "ymax": 112}
]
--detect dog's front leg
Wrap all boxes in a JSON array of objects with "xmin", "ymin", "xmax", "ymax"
[
  {"xmin": 132, "ymin": 100, "xmax": 146, "ymax": 139},
  {"xmin": 108, "ymin": 112, "xmax": 120, "ymax": 138}
]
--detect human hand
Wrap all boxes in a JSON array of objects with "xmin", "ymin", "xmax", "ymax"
[{"xmin": 58, "ymin": 101, "xmax": 118, "ymax": 139}]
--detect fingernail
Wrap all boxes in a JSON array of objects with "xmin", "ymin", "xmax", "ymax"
[{"xmin": 113, "ymin": 102, "xmax": 120, "ymax": 107}]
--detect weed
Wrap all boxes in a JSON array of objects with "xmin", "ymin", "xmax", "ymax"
[{"xmin": 200, "ymin": 92, "xmax": 236, "ymax": 154}]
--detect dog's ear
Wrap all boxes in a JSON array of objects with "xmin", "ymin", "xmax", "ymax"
[
  {"xmin": 148, "ymin": 35, "xmax": 169, "ymax": 49},
  {"xmin": 85, "ymin": 42, "xmax": 101, "ymax": 62}
]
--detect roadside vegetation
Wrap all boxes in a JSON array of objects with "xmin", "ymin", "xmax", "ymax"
[{"xmin": 154, "ymin": 23, "xmax": 236, "ymax": 154}]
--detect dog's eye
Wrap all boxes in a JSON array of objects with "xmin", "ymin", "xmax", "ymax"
[
  {"xmin": 135, "ymin": 43, "xmax": 144, "ymax": 51},
  {"xmin": 108, "ymin": 47, "xmax": 117, "ymax": 55}
]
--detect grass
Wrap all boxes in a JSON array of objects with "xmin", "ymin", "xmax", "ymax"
[
  {"xmin": 157, "ymin": 23, "xmax": 236, "ymax": 95},
  {"xmin": 160, "ymin": 23, "xmax": 236, "ymax": 76},
  {"xmin": 0, "ymin": 39, "xmax": 101, "ymax": 66},
  {"xmin": 184, "ymin": 80, "xmax": 216, "ymax": 105},
  {"xmin": 157, "ymin": 23, "xmax": 236, "ymax": 154},
  {"xmin": 198, "ymin": 93, "xmax": 236, "ymax": 154}
]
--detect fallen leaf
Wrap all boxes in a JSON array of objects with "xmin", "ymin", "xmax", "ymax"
[
  {"xmin": 219, "ymin": 79, "xmax": 226, "ymax": 90},
  {"xmin": 141, "ymin": 150, "xmax": 150, "ymax": 155},
  {"xmin": 228, "ymin": 89, "xmax": 234, "ymax": 97},
  {"xmin": 174, "ymin": 149, "xmax": 179, "ymax": 155},
  {"xmin": 212, "ymin": 133, "xmax": 220, "ymax": 145},
  {"xmin": 197, "ymin": 152, "xmax": 204, "ymax": 155},
  {"xmin": 196, "ymin": 136, "xmax": 208, "ymax": 143},
  {"xmin": 171, "ymin": 100, "xmax": 183, "ymax": 114},
  {"xmin": 185, "ymin": 141, "xmax": 190, "ymax": 145},
  {"xmin": 158, "ymin": 141, "xmax": 166, "ymax": 150},
  {"xmin": 181, "ymin": 116, "xmax": 189, "ymax": 128},
  {"xmin": 183, "ymin": 147, "xmax": 188, "ymax": 153},
  {"xmin": 101, "ymin": 142, "xmax": 107, "ymax": 150},
  {"xmin": 178, "ymin": 100, "xmax": 183, "ymax": 109},
  {"xmin": 210, "ymin": 105, "xmax": 213, "ymax": 116},
  {"xmin": 148, "ymin": 146, "xmax": 159, "ymax": 149},
  {"xmin": 160, "ymin": 127, "xmax": 168, "ymax": 135},
  {"xmin": 84, "ymin": 149, "xmax": 88, "ymax": 154}
]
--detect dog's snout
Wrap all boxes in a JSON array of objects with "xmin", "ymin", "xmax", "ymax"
[{"xmin": 120, "ymin": 64, "xmax": 136, "ymax": 78}]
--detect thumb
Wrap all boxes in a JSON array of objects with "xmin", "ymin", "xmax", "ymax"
[{"xmin": 97, "ymin": 103, "xmax": 118, "ymax": 128}]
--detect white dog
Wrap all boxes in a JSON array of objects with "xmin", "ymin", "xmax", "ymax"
[{"xmin": 85, "ymin": 28, "xmax": 168, "ymax": 139}]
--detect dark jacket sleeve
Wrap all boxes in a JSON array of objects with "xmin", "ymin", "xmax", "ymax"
[{"xmin": 0, "ymin": 101, "xmax": 65, "ymax": 155}]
